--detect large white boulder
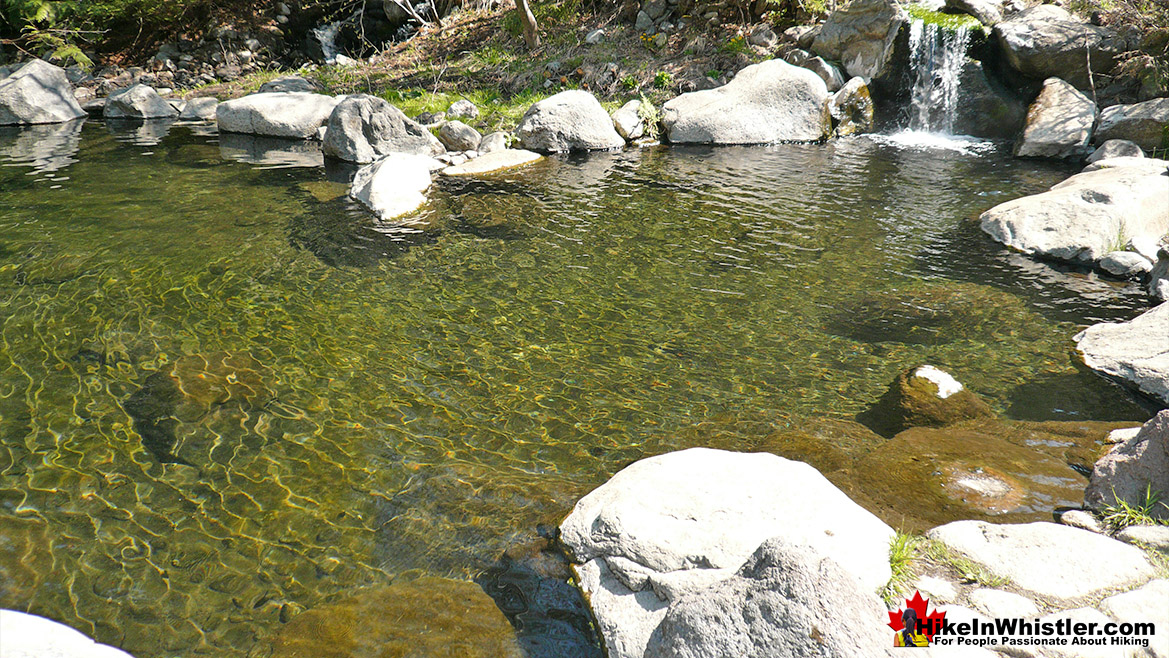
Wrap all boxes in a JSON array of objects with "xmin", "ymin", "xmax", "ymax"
[
  {"xmin": 1075, "ymin": 305, "xmax": 1169, "ymax": 406},
  {"xmin": 926, "ymin": 521, "xmax": 1156, "ymax": 603},
  {"xmin": 1014, "ymin": 78, "xmax": 1095, "ymax": 159},
  {"xmin": 104, "ymin": 84, "xmax": 179, "ymax": 119},
  {"xmin": 0, "ymin": 59, "xmax": 86, "ymax": 125},
  {"xmin": 979, "ymin": 158, "xmax": 1169, "ymax": 265},
  {"xmin": 993, "ymin": 5, "xmax": 1124, "ymax": 89},
  {"xmin": 349, "ymin": 153, "xmax": 442, "ymax": 221},
  {"xmin": 322, "ymin": 94, "xmax": 444, "ymax": 162},
  {"xmin": 559, "ymin": 447, "xmax": 895, "ymax": 658},
  {"xmin": 811, "ymin": 0, "xmax": 908, "ymax": 80},
  {"xmin": 643, "ymin": 538, "xmax": 896, "ymax": 658},
  {"xmin": 0, "ymin": 609, "xmax": 136, "ymax": 657},
  {"xmin": 1094, "ymin": 98, "xmax": 1169, "ymax": 152},
  {"xmin": 515, "ymin": 90, "xmax": 625, "ymax": 153},
  {"xmin": 661, "ymin": 59, "xmax": 831, "ymax": 145},
  {"xmin": 216, "ymin": 92, "xmax": 340, "ymax": 139}
]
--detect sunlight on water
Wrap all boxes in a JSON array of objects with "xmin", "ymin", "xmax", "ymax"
[{"xmin": 869, "ymin": 131, "xmax": 999, "ymax": 155}]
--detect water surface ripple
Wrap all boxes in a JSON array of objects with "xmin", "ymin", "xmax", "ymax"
[{"xmin": 0, "ymin": 124, "xmax": 1151, "ymax": 656}]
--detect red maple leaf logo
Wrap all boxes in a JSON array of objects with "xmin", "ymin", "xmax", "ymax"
[{"xmin": 887, "ymin": 591, "xmax": 947, "ymax": 642}]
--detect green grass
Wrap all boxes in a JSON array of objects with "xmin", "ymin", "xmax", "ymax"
[
  {"xmin": 882, "ymin": 532, "xmax": 1009, "ymax": 606},
  {"xmin": 1102, "ymin": 485, "xmax": 1169, "ymax": 530},
  {"xmin": 883, "ymin": 532, "xmax": 925, "ymax": 606},
  {"xmin": 921, "ymin": 540, "xmax": 1010, "ymax": 588},
  {"xmin": 906, "ymin": 4, "xmax": 985, "ymax": 31},
  {"xmin": 378, "ymin": 86, "xmax": 570, "ymax": 132}
]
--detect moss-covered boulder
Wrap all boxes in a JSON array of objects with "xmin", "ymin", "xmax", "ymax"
[
  {"xmin": 857, "ymin": 365, "xmax": 994, "ymax": 437},
  {"xmin": 270, "ymin": 576, "xmax": 523, "ymax": 658}
]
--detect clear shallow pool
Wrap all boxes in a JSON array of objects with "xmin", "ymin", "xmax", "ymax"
[{"xmin": 0, "ymin": 120, "xmax": 1153, "ymax": 656}]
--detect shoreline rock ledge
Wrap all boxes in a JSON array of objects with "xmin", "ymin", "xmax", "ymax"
[
  {"xmin": 1074, "ymin": 302, "xmax": 1169, "ymax": 406},
  {"xmin": 558, "ymin": 447, "xmax": 894, "ymax": 658}
]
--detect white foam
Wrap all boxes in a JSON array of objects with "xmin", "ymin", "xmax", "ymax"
[
  {"xmin": 868, "ymin": 131, "xmax": 997, "ymax": 155},
  {"xmin": 914, "ymin": 365, "xmax": 963, "ymax": 398}
]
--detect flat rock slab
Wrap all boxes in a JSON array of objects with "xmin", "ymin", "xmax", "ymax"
[
  {"xmin": 1101, "ymin": 579, "xmax": 1169, "ymax": 658},
  {"xmin": 216, "ymin": 92, "xmax": 340, "ymax": 139},
  {"xmin": 926, "ymin": 521, "xmax": 1155, "ymax": 603},
  {"xmin": 0, "ymin": 609, "xmax": 136, "ymax": 657},
  {"xmin": 442, "ymin": 149, "xmax": 543, "ymax": 176},
  {"xmin": 980, "ymin": 159, "xmax": 1169, "ymax": 265},
  {"xmin": 1075, "ymin": 303, "xmax": 1169, "ymax": 405}
]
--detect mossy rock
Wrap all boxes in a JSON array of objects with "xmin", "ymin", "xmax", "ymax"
[
  {"xmin": 837, "ymin": 418, "xmax": 1135, "ymax": 532},
  {"xmin": 270, "ymin": 576, "xmax": 523, "ymax": 658},
  {"xmin": 857, "ymin": 365, "xmax": 994, "ymax": 437},
  {"xmin": 754, "ymin": 418, "xmax": 887, "ymax": 473}
]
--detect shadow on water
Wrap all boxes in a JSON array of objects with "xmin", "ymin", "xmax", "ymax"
[
  {"xmin": 285, "ymin": 189, "xmax": 437, "ymax": 268},
  {"xmin": 477, "ymin": 535, "xmax": 605, "ymax": 658}
]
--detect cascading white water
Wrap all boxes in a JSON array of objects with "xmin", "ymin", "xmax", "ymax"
[
  {"xmin": 905, "ymin": 19, "xmax": 971, "ymax": 134},
  {"xmin": 312, "ymin": 20, "xmax": 344, "ymax": 64}
]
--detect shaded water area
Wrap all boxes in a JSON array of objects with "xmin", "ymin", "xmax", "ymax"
[{"xmin": 0, "ymin": 121, "xmax": 1154, "ymax": 657}]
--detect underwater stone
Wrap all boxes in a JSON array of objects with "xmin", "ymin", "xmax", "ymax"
[
  {"xmin": 857, "ymin": 365, "xmax": 993, "ymax": 437},
  {"xmin": 269, "ymin": 576, "xmax": 523, "ymax": 658}
]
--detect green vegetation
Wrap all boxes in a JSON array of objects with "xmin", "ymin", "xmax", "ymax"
[
  {"xmin": 882, "ymin": 532, "xmax": 925, "ymax": 605},
  {"xmin": 379, "ymin": 86, "xmax": 556, "ymax": 131},
  {"xmin": 1101, "ymin": 485, "xmax": 1169, "ymax": 530},
  {"xmin": 905, "ymin": 4, "xmax": 984, "ymax": 32},
  {"xmin": 652, "ymin": 70, "xmax": 672, "ymax": 89},
  {"xmin": 636, "ymin": 93, "xmax": 661, "ymax": 140},
  {"xmin": 882, "ymin": 532, "xmax": 1008, "ymax": 606}
]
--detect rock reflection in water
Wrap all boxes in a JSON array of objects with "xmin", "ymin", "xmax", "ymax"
[
  {"xmin": 219, "ymin": 132, "xmax": 324, "ymax": 168},
  {"xmin": 0, "ymin": 119, "xmax": 84, "ymax": 174},
  {"xmin": 106, "ymin": 117, "xmax": 176, "ymax": 146}
]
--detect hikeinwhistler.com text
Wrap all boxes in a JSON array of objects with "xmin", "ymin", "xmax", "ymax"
[{"xmin": 922, "ymin": 616, "xmax": 1155, "ymax": 649}]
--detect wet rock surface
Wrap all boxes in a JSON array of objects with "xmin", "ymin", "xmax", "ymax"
[{"xmin": 269, "ymin": 576, "xmax": 524, "ymax": 658}]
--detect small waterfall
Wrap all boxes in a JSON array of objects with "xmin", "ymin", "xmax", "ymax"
[
  {"xmin": 904, "ymin": 19, "xmax": 971, "ymax": 134},
  {"xmin": 312, "ymin": 20, "xmax": 344, "ymax": 64}
]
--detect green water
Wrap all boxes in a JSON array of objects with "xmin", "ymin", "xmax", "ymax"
[{"xmin": 0, "ymin": 121, "xmax": 1153, "ymax": 656}]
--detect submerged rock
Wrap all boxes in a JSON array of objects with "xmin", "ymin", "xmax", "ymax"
[
  {"xmin": 516, "ymin": 90, "xmax": 625, "ymax": 153},
  {"xmin": 661, "ymin": 59, "xmax": 831, "ymax": 145},
  {"xmin": 123, "ymin": 351, "xmax": 273, "ymax": 464},
  {"xmin": 0, "ymin": 59, "xmax": 87, "ymax": 125},
  {"xmin": 349, "ymin": 153, "xmax": 442, "ymax": 221},
  {"xmin": 643, "ymin": 538, "xmax": 895, "ymax": 658},
  {"xmin": 811, "ymin": 0, "xmax": 908, "ymax": 80},
  {"xmin": 322, "ymin": 94, "xmax": 445, "ymax": 162},
  {"xmin": 559, "ymin": 447, "xmax": 894, "ymax": 658},
  {"xmin": 104, "ymin": 84, "xmax": 179, "ymax": 120},
  {"xmin": 980, "ymin": 158, "xmax": 1169, "ymax": 266},
  {"xmin": 1085, "ymin": 411, "xmax": 1169, "ymax": 523},
  {"xmin": 858, "ymin": 365, "xmax": 993, "ymax": 437},
  {"xmin": 926, "ymin": 521, "xmax": 1155, "ymax": 603},
  {"xmin": 1014, "ymin": 78, "xmax": 1095, "ymax": 160},
  {"xmin": 1074, "ymin": 303, "xmax": 1169, "ymax": 405},
  {"xmin": 1094, "ymin": 98, "xmax": 1169, "ymax": 152},
  {"xmin": 0, "ymin": 610, "xmax": 136, "ymax": 658},
  {"xmin": 849, "ymin": 418, "xmax": 1127, "ymax": 531},
  {"xmin": 270, "ymin": 576, "xmax": 523, "ymax": 658},
  {"xmin": 216, "ymin": 92, "xmax": 340, "ymax": 139}
]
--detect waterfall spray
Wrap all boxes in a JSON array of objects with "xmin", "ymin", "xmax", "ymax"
[{"xmin": 905, "ymin": 20, "xmax": 971, "ymax": 134}]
